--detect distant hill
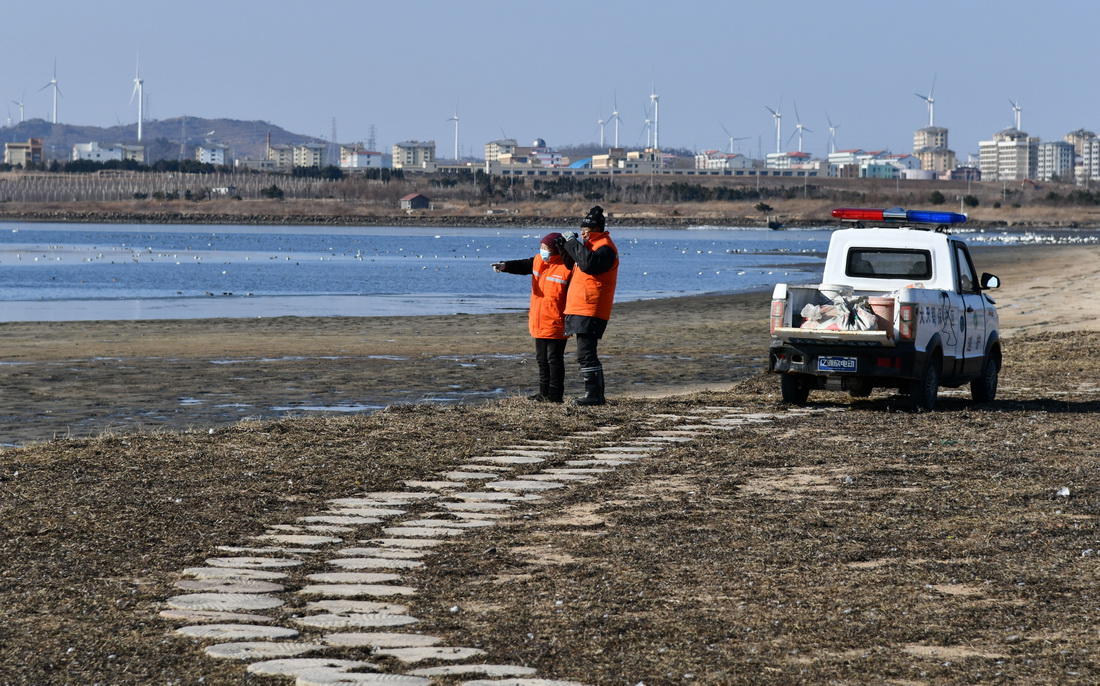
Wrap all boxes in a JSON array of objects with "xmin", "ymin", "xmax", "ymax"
[{"xmin": 2, "ymin": 117, "xmax": 320, "ymax": 162}]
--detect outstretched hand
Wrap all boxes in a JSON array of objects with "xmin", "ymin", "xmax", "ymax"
[{"xmin": 491, "ymin": 262, "xmax": 505, "ymax": 272}]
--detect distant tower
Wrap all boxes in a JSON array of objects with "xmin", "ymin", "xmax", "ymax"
[
  {"xmin": 329, "ymin": 117, "xmax": 339, "ymax": 167},
  {"xmin": 367, "ymin": 124, "xmax": 377, "ymax": 152}
]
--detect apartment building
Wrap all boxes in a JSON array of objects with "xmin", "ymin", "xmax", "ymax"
[
  {"xmin": 1036, "ymin": 141, "xmax": 1074, "ymax": 182},
  {"xmin": 979, "ymin": 128, "xmax": 1038, "ymax": 182},
  {"xmin": 392, "ymin": 140, "xmax": 435, "ymax": 169}
]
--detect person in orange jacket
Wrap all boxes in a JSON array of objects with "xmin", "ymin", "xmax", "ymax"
[
  {"xmin": 491, "ymin": 232, "xmax": 572, "ymax": 402},
  {"xmin": 555, "ymin": 206, "xmax": 618, "ymax": 406}
]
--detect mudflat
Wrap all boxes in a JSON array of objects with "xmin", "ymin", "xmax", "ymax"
[{"xmin": 1, "ymin": 242, "xmax": 1093, "ymax": 445}]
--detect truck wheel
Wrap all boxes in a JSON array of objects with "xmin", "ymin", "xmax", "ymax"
[
  {"xmin": 909, "ymin": 354, "xmax": 940, "ymax": 412},
  {"xmin": 970, "ymin": 351, "xmax": 1000, "ymax": 403},
  {"xmin": 780, "ymin": 374, "xmax": 811, "ymax": 405},
  {"xmin": 848, "ymin": 379, "xmax": 873, "ymax": 398}
]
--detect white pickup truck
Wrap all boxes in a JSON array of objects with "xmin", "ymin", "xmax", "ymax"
[{"xmin": 768, "ymin": 207, "xmax": 1002, "ymax": 411}]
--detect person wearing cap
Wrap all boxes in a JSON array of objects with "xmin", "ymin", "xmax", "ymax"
[
  {"xmin": 554, "ymin": 205, "xmax": 618, "ymax": 406},
  {"xmin": 491, "ymin": 233, "xmax": 573, "ymax": 403}
]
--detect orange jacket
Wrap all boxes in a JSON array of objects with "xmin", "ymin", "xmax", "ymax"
[
  {"xmin": 564, "ymin": 231, "xmax": 618, "ymax": 321},
  {"xmin": 529, "ymin": 254, "xmax": 572, "ymax": 339}
]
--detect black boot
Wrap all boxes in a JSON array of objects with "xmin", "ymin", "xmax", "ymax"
[
  {"xmin": 528, "ymin": 380, "xmax": 551, "ymax": 402},
  {"xmin": 574, "ymin": 366, "xmax": 606, "ymax": 406}
]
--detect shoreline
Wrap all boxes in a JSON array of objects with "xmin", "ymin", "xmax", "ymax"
[{"xmin": 0, "ymin": 208, "xmax": 1092, "ymax": 230}]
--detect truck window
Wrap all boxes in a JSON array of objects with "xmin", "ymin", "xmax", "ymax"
[
  {"xmin": 846, "ymin": 248, "xmax": 932, "ymax": 279},
  {"xmin": 954, "ymin": 243, "xmax": 979, "ymax": 293}
]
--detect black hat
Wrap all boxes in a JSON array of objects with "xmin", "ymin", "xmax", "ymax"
[{"xmin": 581, "ymin": 205, "xmax": 605, "ymax": 230}]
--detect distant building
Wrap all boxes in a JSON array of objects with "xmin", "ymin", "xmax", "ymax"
[
  {"xmin": 4, "ymin": 138, "xmax": 43, "ymax": 166},
  {"xmin": 400, "ymin": 193, "xmax": 430, "ymax": 210},
  {"xmin": 590, "ymin": 148, "xmax": 626, "ymax": 169},
  {"xmin": 1078, "ymin": 138, "xmax": 1100, "ymax": 187},
  {"xmin": 392, "ymin": 141, "xmax": 435, "ymax": 169},
  {"xmin": 979, "ymin": 128, "xmax": 1038, "ymax": 181},
  {"xmin": 339, "ymin": 145, "xmax": 384, "ymax": 169},
  {"xmin": 195, "ymin": 142, "xmax": 228, "ymax": 166},
  {"xmin": 266, "ymin": 143, "xmax": 294, "ymax": 169},
  {"xmin": 235, "ymin": 157, "xmax": 279, "ymax": 172},
  {"xmin": 913, "ymin": 126, "xmax": 956, "ymax": 174},
  {"xmin": 72, "ymin": 142, "xmax": 123, "ymax": 162},
  {"xmin": 622, "ymin": 148, "xmax": 663, "ymax": 173},
  {"xmin": 695, "ymin": 150, "xmax": 753, "ymax": 170},
  {"xmin": 485, "ymin": 139, "xmax": 518, "ymax": 163},
  {"xmin": 1036, "ymin": 141, "xmax": 1074, "ymax": 182},
  {"xmin": 766, "ymin": 151, "xmax": 811, "ymax": 169},
  {"xmin": 294, "ymin": 143, "xmax": 327, "ymax": 168}
]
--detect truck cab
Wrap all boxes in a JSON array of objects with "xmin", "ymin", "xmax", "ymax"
[{"xmin": 768, "ymin": 208, "xmax": 1002, "ymax": 411}]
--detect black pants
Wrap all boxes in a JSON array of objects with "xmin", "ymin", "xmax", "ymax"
[
  {"xmin": 575, "ymin": 333, "xmax": 600, "ymax": 371},
  {"xmin": 535, "ymin": 338, "xmax": 568, "ymax": 398}
]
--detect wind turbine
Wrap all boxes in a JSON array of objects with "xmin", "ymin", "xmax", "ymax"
[
  {"xmin": 609, "ymin": 91, "xmax": 623, "ymax": 148},
  {"xmin": 130, "ymin": 54, "xmax": 144, "ymax": 142},
  {"xmin": 11, "ymin": 91, "xmax": 25, "ymax": 123},
  {"xmin": 764, "ymin": 98, "xmax": 782, "ymax": 154},
  {"xmin": 39, "ymin": 60, "xmax": 62, "ymax": 124},
  {"xmin": 915, "ymin": 75, "xmax": 936, "ymax": 128},
  {"xmin": 1009, "ymin": 97, "xmax": 1022, "ymax": 130},
  {"xmin": 596, "ymin": 113, "xmax": 606, "ymax": 147},
  {"xmin": 649, "ymin": 86, "xmax": 660, "ymax": 149},
  {"xmin": 447, "ymin": 107, "xmax": 459, "ymax": 160},
  {"xmin": 826, "ymin": 111, "xmax": 840, "ymax": 154},
  {"xmin": 639, "ymin": 102, "xmax": 653, "ymax": 148},
  {"xmin": 786, "ymin": 102, "xmax": 812, "ymax": 153},
  {"xmin": 720, "ymin": 123, "xmax": 748, "ymax": 154}
]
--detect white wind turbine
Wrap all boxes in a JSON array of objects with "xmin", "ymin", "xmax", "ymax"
[
  {"xmin": 447, "ymin": 108, "xmax": 459, "ymax": 160},
  {"xmin": 11, "ymin": 91, "xmax": 25, "ymax": 123},
  {"xmin": 764, "ymin": 99, "xmax": 782, "ymax": 153},
  {"xmin": 1009, "ymin": 97, "xmax": 1022, "ymax": 130},
  {"xmin": 826, "ymin": 111, "xmax": 840, "ymax": 154},
  {"xmin": 609, "ymin": 91, "xmax": 623, "ymax": 148},
  {"xmin": 596, "ymin": 113, "xmax": 606, "ymax": 147},
  {"xmin": 649, "ymin": 86, "xmax": 660, "ymax": 149},
  {"xmin": 639, "ymin": 102, "xmax": 653, "ymax": 148},
  {"xmin": 40, "ymin": 60, "xmax": 62, "ymax": 124},
  {"xmin": 786, "ymin": 102, "xmax": 812, "ymax": 153},
  {"xmin": 130, "ymin": 55, "xmax": 144, "ymax": 142},
  {"xmin": 915, "ymin": 75, "xmax": 936, "ymax": 127},
  {"xmin": 720, "ymin": 123, "xmax": 748, "ymax": 154}
]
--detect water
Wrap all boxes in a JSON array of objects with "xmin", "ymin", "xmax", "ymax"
[
  {"xmin": 0, "ymin": 223, "xmax": 831, "ymax": 322},
  {"xmin": 1, "ymin": 222, "xmax": 1095, "ymax": 322}
]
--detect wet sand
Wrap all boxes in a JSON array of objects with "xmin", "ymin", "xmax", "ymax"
[{"xmin": 0, "ymin": 243, "xmax": 1092, "ymax": 445}]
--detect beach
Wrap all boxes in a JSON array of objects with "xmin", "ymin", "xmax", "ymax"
[
  {"xmin": 0, "ymin": 242, "xmax": 1093, "ymax": 445},
  {"xmin": 3, "ymin": 242, "xmax": 1100, "ymax": 684}
]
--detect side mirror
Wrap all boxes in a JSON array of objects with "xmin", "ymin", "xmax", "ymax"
[{"xmin": 980, "ymin": 273, "xmax": 1000, "ymax": 289}]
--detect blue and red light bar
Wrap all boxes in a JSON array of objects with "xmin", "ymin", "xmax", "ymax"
[{"xmin": 832, "ymin": 207, "xmax": 967, "ymax": 225}]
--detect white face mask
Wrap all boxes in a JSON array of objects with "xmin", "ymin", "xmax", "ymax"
[{"xmin": 539, "ymin": 248, "xmax": 551, "ymax": 261}]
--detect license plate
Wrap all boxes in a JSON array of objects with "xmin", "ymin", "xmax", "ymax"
[{"xmin": 818, "ymin": 356, "xmax": 858, "ymax": 373}]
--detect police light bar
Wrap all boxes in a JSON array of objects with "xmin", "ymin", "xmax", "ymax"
[{"xmin": 832, "ymin": 207, "xmax": 967, "ymax": 225}]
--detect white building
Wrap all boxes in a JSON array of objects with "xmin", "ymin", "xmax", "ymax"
[
  {"xmin": 339, "ymin": 145, "xmax": 384, "ymax": 169},
  {"xmin": 73, "ymin": 142, "xmax": 123, "ymax": 162},
  {"xmin": 195, "ymin": 142, "xmax": 228, "ymax": 166},
  {"xmin": 1078, "ymin": 138, "xmax": 1100, "ymax": 187},
  {"xmin": 979, "ymin": 128, "xmax": 1038, "ymax": 182},
  {"xmin": 766, "ymin": 151, "xmax": 811, "ymax": 169},
  {"xmin": 485, "ymin": 139, "xmax": 518, "ymax": 163},
  {"xmin": 72, "ymin": 142, "xmax": 144, "ymax": 163},
  {"xmin": 1036, "ymin": 141, "xmax": 1074, "ymax": 182},
  {"xmin": 695, "ymin": 150, "xmax": 753, "ymax": 170}
]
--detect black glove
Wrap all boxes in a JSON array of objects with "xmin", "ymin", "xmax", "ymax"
[{"xmin": 553, "ymin": 235, "xmax": 568, "ymax": 252}]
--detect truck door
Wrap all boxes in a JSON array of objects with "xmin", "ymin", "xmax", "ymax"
[{"xmin": 953, "ymin": 242, "xmax": 987, "ymax": 377}]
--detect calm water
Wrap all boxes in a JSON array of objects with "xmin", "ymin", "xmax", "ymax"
[{"xmin": 0, "ymin": 222, "xmax": 1094, "ymax": 322}]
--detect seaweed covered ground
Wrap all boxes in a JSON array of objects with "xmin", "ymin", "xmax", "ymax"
[{"xmin": 2, "ymin": 331, "xmax": 1099, "ymax": 685}]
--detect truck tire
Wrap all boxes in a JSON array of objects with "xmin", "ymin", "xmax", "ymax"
[
  {"xmin": 970, "ymin": 351, "xmax": 1000, "ymax": 403},
  {"xmin": 909, "ymin": 353, "xmax": 940, "ymax": 412},
  {"xmin": 780, "ymin": 374, "xmax": 811, "ymax": 405}
]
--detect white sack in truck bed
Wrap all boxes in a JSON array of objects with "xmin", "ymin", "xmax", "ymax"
[{"xmin": 800, "ymin": 295, "xmax": 878, "ymax": 332}]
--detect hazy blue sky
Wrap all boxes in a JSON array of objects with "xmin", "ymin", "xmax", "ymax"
[{"xmin": 3, "ymin": 0, "xmax": 1096, "ymax": 161}]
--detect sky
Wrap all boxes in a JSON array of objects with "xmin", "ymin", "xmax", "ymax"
[{"xmin": 3, "ymin": 0, "xmax": 1098, "ymax": 161}]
